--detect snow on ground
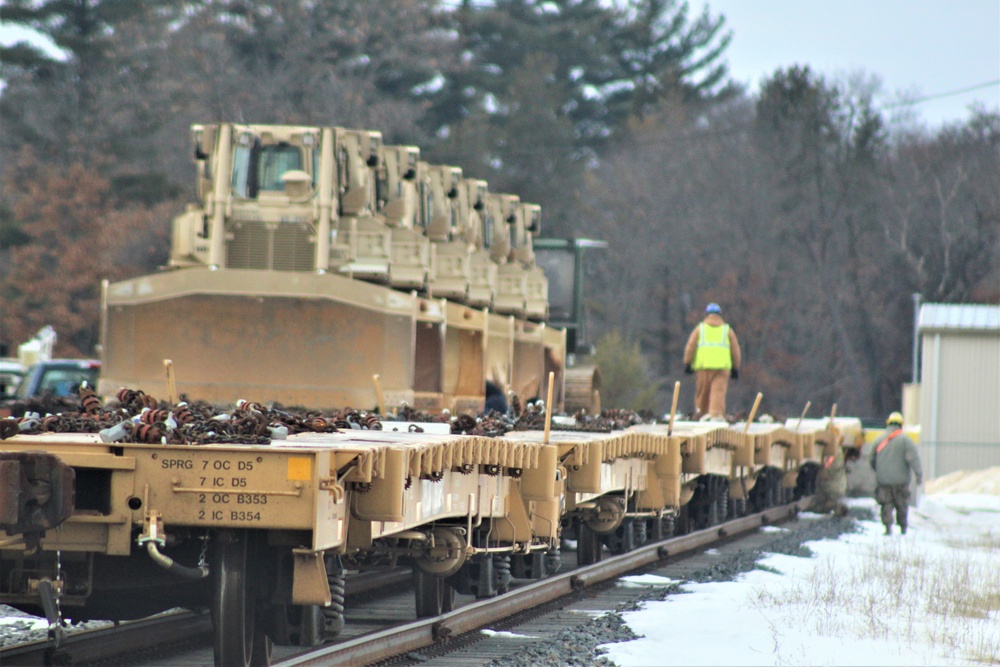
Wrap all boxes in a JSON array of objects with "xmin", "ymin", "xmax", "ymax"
[
  {"xmin": 617, "ymin": 574, "xmax": 678, "ymax": 589},
  {"xmin": 601, "ymin": 470, "xmax": 1000, "ymax": 667},
  {"xmin": 481, "ymin": 629, "xmax": 538, "ymax": 639}
]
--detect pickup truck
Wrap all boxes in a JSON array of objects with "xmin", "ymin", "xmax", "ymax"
[{"xmin": 12, "ymin": 359, "xmax": 101, "ymax": 399}]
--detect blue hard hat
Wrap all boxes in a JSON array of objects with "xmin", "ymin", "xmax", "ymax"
[{"xmin": 705, "ymin": 303, "xmax": 721, "ymax": 314}]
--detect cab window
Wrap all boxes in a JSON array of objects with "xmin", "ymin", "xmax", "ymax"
[
  {"xmin": 232, "ymin": 143, "xmax": 253, "ymax": 197},
  {"xmin": 38, "ymin": 368, "xmax": 99, "ymax": 397},
  {"xmin": 257, "ymin": 143, "xmax": 303, "ymax": 192}
]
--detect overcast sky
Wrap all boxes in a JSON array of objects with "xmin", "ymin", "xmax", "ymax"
[
  {"xmin": 2, "ymin": 0, "xmax": 998, "ymax": 128},
  {"xmin": 692, "ymin": 0, "xmax": 1000, "ymax": 128}
]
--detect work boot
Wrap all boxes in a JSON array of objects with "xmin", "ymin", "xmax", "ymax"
[
  {"xmin": 900, "ymin": 524, "xmax": 907, "ymax": 535},
  {"xmin": 884, "ymin": 525, "xmax": 892, "ymax": 536}
]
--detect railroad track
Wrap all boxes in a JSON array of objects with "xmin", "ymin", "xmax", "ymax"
[
  {"xmin": 1, "ymin": 499, "xmax": 810, "ymax": 666},
  {"xmin": 276, "ymin": 500, "xmax": 807, "ymax": 666},
  {"xmin": 0, "ymin": 610, "xmax": 212, "ymax": 667},
  {"xmin": 0, "ymin": 568, "xmax": 412, "ymax": 666}
]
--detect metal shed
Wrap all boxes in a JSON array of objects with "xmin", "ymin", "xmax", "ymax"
[{"xmin": 917, "ymin": 303, "xmax": 1000, "ymax": 479}]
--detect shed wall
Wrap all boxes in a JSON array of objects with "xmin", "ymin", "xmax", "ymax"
[{"xmin": 919, "ymin": 331, "xmax": 1000, "ymax": 478}]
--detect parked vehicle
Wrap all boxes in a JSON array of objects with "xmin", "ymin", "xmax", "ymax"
[
  {"xmin": 0, "ymin": 359, "xmax": 25, "ymax": 399},
  {"xmin": 13, "ymin": 359, "xmax": 101, "ymax": 399}
]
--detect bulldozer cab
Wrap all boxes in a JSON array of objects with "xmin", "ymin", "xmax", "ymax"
[
  {"xmin": 483, "ymin": 193, "xmax": 517, "ymax": 264},
  {"xmin": 378, "ymin": 145, "xmax": 421, "ymax": 229},
  {"xmin": 512, "ymin": 203, "xmax": 547, "ymax": 321},
  {"xmin": 458, "ymin": 179, "xmax": 488, "ymax": 249},
  {"xmin": 512, "ymin": 203, "xmax": 540, "ymax": 266},
  {"xmin": 337, "ymin": 129, "xmax": 382, "ymax": 217},
  {"xmin": 173, "ymin": 123, "xmax": 324, "ymax": 271},
  {"xmin": 226, "ymin": 125, "xmax": 319, "ymax": 201},
  {"xmin": 425, "ymin": 165, "xmax": 463, "ymax": 242}
]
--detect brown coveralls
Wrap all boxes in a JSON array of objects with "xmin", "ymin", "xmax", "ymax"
[{"xmin": 683, "ymin": 313, "xmax": 742, "ymax": 418}]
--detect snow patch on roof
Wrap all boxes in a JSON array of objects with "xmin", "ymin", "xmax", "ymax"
[{"xmin": 918, "ymin": 303, "xmax": 1000, "ymax": 332}]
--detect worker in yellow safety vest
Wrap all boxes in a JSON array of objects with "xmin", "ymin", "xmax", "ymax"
[{"xmin": 683, "ymin": 303, "xmax": 742, "ymax": 420}]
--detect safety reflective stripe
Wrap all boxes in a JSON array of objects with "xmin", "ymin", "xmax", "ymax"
[
  {"xmin": 875, "ymin": 429, "xmax": 902, "ymax": 454},
  {"xmin": 692, "ymin": 323, "xmax": 732, "ymax": 370}
]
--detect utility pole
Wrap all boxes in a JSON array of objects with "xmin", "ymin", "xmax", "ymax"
[{"xmin": 911, "ymin": 293, "xmax": 922, "ymax": 383}]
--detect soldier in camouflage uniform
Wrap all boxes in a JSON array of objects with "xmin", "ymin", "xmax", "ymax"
[
  {"xmin": 870, "ymin": 412, "xmax": 923, "ymax": 535},
  {"xmin": 807, "ymin": 440, "xmax": 847, "ymax": 516}
]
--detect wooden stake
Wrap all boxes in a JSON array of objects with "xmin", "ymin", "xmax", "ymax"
[
  {"xmin": 667, "ymin": 380, "xmax": 680, "ymax": 436},
  {"xmin": 794, "ymin": 401, "xmax": 811, "ymax": 432},
  {"xmin": 744, "ymin": 392, "xmax": 763, "ymax": 434},
  {"xmin": 373, "ymin": 374, "xmax": 386, "ymax": 416},
  {"xmin": 543, "ymin": 371, "xmax": 555, "ymax": 444},
  {"xmin": 163, "ymin": 359, "xmax": 178, "ymax": 405},
  {"xmin": 827, "ymin": 403, "xmax": 837, "ymax": 430}
]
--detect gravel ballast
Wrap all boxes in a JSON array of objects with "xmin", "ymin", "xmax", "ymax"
[
  {"xmin": 484, "ymin": 508, "xmax": 870, "ymax": 667},
  {"xmin": 1, "ymin": 509, "xmax": 869, "ymax": 660}
]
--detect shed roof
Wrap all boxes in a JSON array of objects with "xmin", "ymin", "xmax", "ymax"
[{"xmin": 918, "ymin": 303, "xmax": 1000, "ymax": 333}]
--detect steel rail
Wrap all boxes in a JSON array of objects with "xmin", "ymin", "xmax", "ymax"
[
  {"xmin": 0, "ymin": 568, "xmax": 410, "ymax": 666},
  {"xmin": 276, "ymin": 499, "xmax": 807, "ymax": 666},
  {"xmin": 0, "ymin": 610, "xmax": 213, "ymax": 666}
]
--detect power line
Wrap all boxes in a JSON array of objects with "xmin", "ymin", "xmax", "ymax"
[
  {"xmin": 879, "ymin": 79, "xmax": 1000, "ymax": 110},
  {"xmin": 445, "ymin": 79, "xmax": 1000, "ymax": 160}
]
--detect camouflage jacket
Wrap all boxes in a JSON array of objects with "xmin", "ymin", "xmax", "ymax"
[{"xmin": 870, "ymin": 430, "xmax": 923, "ymax": 487}]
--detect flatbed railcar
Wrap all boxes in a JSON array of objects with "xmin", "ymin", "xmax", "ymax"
[
  {"xmin": 0, "ymin": 424, "xmax": 554, "ymax": 663},
  {"xmin": 0, "ymin": 400, "xmax": 855, "ymax": 666}
]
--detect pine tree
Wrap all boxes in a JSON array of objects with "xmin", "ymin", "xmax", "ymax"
[
  {"xmin": 1, "ymin": 0, "xmax": 171, "ymax": 123},
  {"xmin": 424, "ymin": 0, "xmax": 731, "ymax": 146}
]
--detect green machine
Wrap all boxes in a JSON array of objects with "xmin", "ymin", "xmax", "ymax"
[{"xmin": 533, "ymin": 238, "xmax": 608, "ymax": 412}]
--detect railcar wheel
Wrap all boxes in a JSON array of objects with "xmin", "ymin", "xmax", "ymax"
[
  {"xmin": 413, "ymin": 527, "xmax": 467, "ymax": 577},
  {"xmin": 649, "ymin": 516, "xmax": 662, "ymax": 542},
  {"xmin": 212, "ymin": 530, "xmax": 271, "ymax": 667},
  {"xmin": 749, "ymin": 468, "xmax": 778, "ymax": 513},
  {"xmin": 607, "ymin": 518, "xmax": 636, "ymax": 555},
  {"xmin": 442, "ymin": 579, "xmax": 455, "ymax": 612},
  {"xmin": 690, "ymin": 481, "xmax": 713, "ymax": 530},
  {"xmin": 577, "ymin": 523, "xmax": 603, "ymax": 565},
  {"xmin": 413, "ymin": 569, "xmax": 455, "ymax": 618},
  {"xmin": 795, "ymin": 462, "xmax": 819, "ymax": 499},
  {"xmin": 706, "ymin": 497, "xmax": 719, "ymax": 527},
  {"xmin": 584, "ymin": 495, "xmax": 626, "ymax": 534},
  {"xmin": 269, "ymin": 604, "xmax": 322, "ymax": 647},
  {"xmin": 769, "ymin": 471, "xmax": 783, "ymax": 507},
  {"xmin": 297, "ymin": 606, "xmax": 323, "ymax": 647},
  {"xmin": 675, "ymin": 504, "xmax": 691, "ymax": 536}
]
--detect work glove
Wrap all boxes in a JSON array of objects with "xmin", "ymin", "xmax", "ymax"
[
  {"xmin": 684, "ymin": 364, "xmax": 693, "ymax": 375},
  {"xmin": 730, "ymin": 368, "xmax": 739, "ymax": 380}
]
